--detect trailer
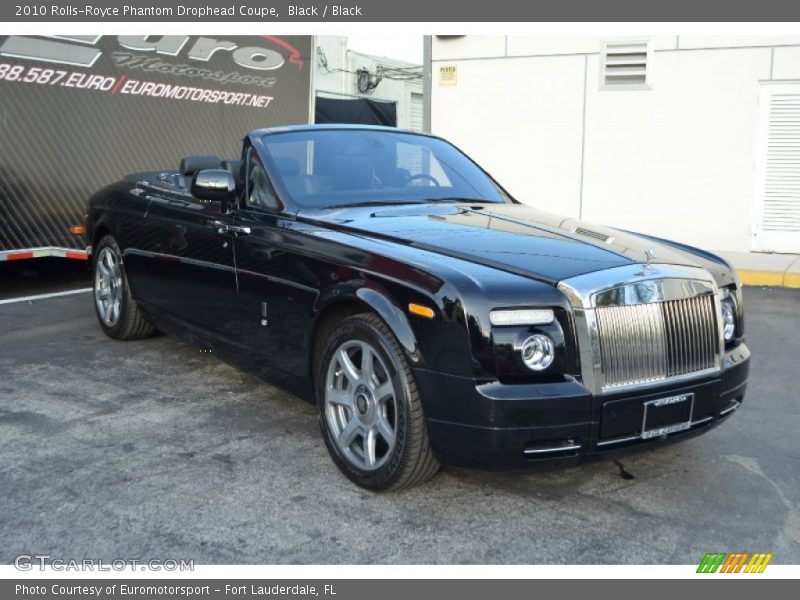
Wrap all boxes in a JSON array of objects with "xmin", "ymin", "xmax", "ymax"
[{"xmin": 0, "ymin": 35, "xmax": 313, "ymax": 262}]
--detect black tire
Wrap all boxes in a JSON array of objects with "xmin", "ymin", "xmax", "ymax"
[
  {"xmin": 93, "ymin": 235, "xmax": 155, "ymax": 341},
  {"xmin": 315, "ymin": 312, "xmax": 440, "ymax": 491}
]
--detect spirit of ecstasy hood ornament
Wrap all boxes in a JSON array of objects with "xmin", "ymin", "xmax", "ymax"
[{"xmin": 643, "ymin": 248, "xmax": 656, "ymax": 271}]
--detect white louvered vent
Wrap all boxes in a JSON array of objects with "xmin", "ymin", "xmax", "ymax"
[
  {"xmin": 602, "ymin": 41, "xmax": 650, "ymax": 88},
  {"xmin": 410, "ymin": 92, "xmax": 424, "ymax": 132},
  {"xmin": 762, "ymin": 93, "xmax": 800, "ymax": 233}
]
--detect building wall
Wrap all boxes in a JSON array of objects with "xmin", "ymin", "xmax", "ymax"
[
  {"xmin": 431, "ymin": 35, "xmax": 800, "ymax": 253},
  {"xmin": 316, "ymin": 36, "xmax": 424, "ymax": 131}
]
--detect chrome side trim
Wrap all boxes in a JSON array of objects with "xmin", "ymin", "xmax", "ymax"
[
  {"xmin": 122, "ymin": 248, "xmax": 235, "ymax": 273},
  {"xmin": 236, "ymin": 268, "xmax": 319, "ymax": 294},
  {"xmin": 121, "ymin": 249, "xmax": 320, "ymax": 295}
]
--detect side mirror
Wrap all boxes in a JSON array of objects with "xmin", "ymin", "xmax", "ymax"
[{"xmin": 191, "ymin": 169, "xmax": 236, "ymax": 211}]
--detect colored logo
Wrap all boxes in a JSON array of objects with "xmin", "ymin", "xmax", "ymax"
[{"xmin": 697, "ymin": 552, "xmax": 773, "ymax": 573}]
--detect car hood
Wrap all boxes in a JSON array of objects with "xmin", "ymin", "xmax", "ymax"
[{"xmin": 303, "ymin": 202, "xmax": 729, "ymax": 285}]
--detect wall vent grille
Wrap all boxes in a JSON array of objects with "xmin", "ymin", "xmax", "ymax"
[
  {"xmin": 762, "ymin": 92, "xmax": 800, "ymax": 233},
  {"xmin": 602, "ymin": 41, "xmax": 650, "ymax": 88}
]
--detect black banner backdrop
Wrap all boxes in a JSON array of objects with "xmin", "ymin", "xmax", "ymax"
[
  {"xmin": 315, "ymin": 96, "xmax": 397, "ymax": 127},
  {"xmin": 0, "ymin": 35, "xmax": 313, "ymax": 252}
]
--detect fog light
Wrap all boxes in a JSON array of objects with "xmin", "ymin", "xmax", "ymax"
[
  {"xmin": 721, "ymin": 295, "xmax": 737, "ymax": 342},
  {"xmin": 520, "ymin": 334, "xmax": 555, "ymax": 371}
]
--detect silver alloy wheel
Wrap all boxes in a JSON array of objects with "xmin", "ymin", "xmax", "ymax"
[
  {"xmin": 324, "ymin": 340, "xmax": 398, "ymax": 471},
  {"xmin": 94, "ymin": 246, "xmax": 123, "ymax": 327}
]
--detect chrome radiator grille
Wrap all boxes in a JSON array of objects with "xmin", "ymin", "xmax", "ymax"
[{"xmin": 595, "ymin": 294, "xmax": 719, "ymax": 389}]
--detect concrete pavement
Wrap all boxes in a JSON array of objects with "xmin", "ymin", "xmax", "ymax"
[
  {"xmin": 716, "ymin": 251, "xmax": 800, "ymax": 288},
  {"xmin": 0, "ymin": 286, "xmax": 798, "ymax": 564}
]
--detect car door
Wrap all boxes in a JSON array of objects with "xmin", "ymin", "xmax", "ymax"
[
  {"xmin": 136, "ymin": 184, "xmax": 241, "ymax": 338},
  {"xmin": 232, "ymin": 146, "xmax": 320, "ymax": 376}
]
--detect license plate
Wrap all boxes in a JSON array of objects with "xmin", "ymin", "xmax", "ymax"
[{"xmin": 641, "ymin": 393, "xmax": 694, "ymax": 439}]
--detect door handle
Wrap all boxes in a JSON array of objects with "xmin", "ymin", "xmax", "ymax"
[{"xmin": 208, "ymin": 220, "xmax": 251, "ymax": 235}]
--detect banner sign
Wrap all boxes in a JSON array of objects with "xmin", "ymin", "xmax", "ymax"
[{"xmin": 0, "ymin": 35, "xmax": 312, "ymax": 251}]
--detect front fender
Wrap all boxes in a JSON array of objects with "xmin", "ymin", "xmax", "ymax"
[
  {"xmin": 355, "ymin": 286, "xmax": 420, "ymax": 362},
  {"xmin": 309, "ymin": 279, "xmax": 423, "ymax": 368}
]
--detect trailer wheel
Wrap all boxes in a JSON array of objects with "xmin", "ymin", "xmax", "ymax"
[{"xmin": 93, "ymin": 235, "xmax": 154, "ymax": 341}]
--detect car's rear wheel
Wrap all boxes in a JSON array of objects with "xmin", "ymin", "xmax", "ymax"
[
  {"xmin": 315, "ymin": 313, "xmax": 439, "ymax": 491},
  {"xmin": 93, "ymin": 235, "xmax": 154, "ymax": 341}
]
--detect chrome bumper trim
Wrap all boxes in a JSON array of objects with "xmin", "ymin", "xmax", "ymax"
[
  {"xmin": 719, "ymin": 400, "xmax": 741, "ymax": 417},
  {"xmin": 523, "ymin": 444, "xmax": 582, "ymax": 456},
  {"xmin": 596, "ymin": 415, "xmax": 714, "ymax": 448}
]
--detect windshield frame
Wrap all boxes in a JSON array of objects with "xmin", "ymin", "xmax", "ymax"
[{"xmin": 250, "ymin": 127, "xmax": 517, "ymax": 214}]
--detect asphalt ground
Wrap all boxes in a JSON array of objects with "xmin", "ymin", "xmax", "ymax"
[{"xmin": 0, "ymin": 285, "xmax": 798, "ymax": 564}]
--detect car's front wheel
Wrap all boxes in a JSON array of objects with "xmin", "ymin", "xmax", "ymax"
[
  {"xmin": 315, "ymin": 313, "xmax": 439, "ymax": 491},
  {"xmin": 93, "ymin": 235, "xmax": 154, "ymax": 341}
]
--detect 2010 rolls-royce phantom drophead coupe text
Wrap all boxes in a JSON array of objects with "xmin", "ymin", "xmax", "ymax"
[{"xmin": 86, "ymin": 125, "xmax": 750, "ymax": 490}]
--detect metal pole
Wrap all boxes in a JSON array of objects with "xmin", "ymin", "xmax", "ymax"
[{"xmin": 423, "ymin": 35, "xmax": 432, "ymax": 133}]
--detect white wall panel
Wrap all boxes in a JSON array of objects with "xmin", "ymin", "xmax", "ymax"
[
  {"xmin": 678, "ymin": 36, "xmax": 800, "ymax": 50},
  {"xmin": 432, "ymin": 36, "xmax": 506, "ymax": 61},
  {"xmin": 581, "ymin": 48, "xmax": 770, "ymax": 251},
  {"xmin": 430, "ymin": 37, "xmax": 787, "ymax": 253},
  {"xmin": 771, "ymin": 46, "xmax": 800, "ymax": 80},
  {"xmin": 507, "ymin": 35, "xmax": 677, "ymax": 57},
  {"xmin": 431, "ymin": 55, "xmax": 586, "ymax": 217}
]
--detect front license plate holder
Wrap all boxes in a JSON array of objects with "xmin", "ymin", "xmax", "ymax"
[{"xmin": 641, "ymin": 393, "xmax": 694, "ymax": 439}]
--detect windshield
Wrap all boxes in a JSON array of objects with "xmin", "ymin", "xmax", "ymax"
[{"xmin": 257, "ymin": 129, "xmax": 509, "ymax": 209}]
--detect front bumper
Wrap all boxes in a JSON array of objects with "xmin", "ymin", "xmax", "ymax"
[{"xmin": 415, "ymin": 343, "xmax": 750, "ymax": 471}]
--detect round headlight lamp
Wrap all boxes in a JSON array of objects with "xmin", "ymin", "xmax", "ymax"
[
  {"xmin": 520, "ymin": 334, "xmax": 555, "ymax": 371},
  {"xmin": 721, "ymin": 294, "xmax": 737, "ymax": 342}
]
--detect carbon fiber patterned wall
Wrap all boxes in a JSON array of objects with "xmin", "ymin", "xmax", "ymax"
[{"xmin": 0, "ymin": 35, "xmax": 313, "ymax": 251}]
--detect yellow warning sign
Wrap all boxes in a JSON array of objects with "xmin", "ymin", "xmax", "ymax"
[{"xmin": 439, "ymin": 65, "xmax": 457, "ymax": 86}]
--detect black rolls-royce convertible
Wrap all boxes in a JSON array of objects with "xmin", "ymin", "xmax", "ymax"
[{"xmin": 86, "ymin": 125, "xmax": 750, "ymax": 490}]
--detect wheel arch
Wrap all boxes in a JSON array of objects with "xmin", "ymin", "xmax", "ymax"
[
  {"xmin": 307, "ymin": 283, "xmax": 422, "ymax": 387},
  {"xmin": 91, "ymin": 223, "xmax": 112, "ymax": 255}
]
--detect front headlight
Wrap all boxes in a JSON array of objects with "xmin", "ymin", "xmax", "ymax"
[
  {"xmin": 489, "ymin": 308, "xmax": 575, "ymax": 380},
  {"xmin": 520, "ymin": 334, "xmax": 555, "ymax": 371},
  {"xmin": 490, "ymin": 308, "xmax": 554, "ymax": 326},
  {"xmin": 721, "ymin": 292, "xmax": 737, "ymax": 342}
]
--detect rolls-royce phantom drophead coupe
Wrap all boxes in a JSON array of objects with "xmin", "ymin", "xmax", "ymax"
[{"xmin": 85, "ymin": 125, "xmax": 750, "ymax": 490}]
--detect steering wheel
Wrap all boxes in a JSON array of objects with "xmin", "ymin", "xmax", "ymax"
[{"xmin": 403, "ymin": 173, "xmax": 441, "ymax": 187}]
